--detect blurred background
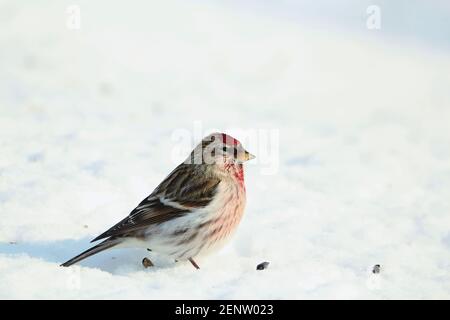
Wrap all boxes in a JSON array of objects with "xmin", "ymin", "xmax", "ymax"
[{"xmin": 0, "ymin": 0, "xmax": 449, "ymax": 299}]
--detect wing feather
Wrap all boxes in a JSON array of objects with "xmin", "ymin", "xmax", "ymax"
[{"xmin": 91, "ymin": 164, "xmax": 220, "ymax": 242}]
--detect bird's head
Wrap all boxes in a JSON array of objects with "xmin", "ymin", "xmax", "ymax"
[{"xmin": 189, "ymin": 132, "xmax": 255, "ymax": 166}]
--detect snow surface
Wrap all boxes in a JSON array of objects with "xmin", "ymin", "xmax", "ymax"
[{"xmin": 1, "ymin": 0, "xmax": 450, "ymax": 299}]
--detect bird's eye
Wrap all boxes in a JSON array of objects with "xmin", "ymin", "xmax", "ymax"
[{"xmin": 222, "ymin": 146, "xmax": 228, "ymax": 152}]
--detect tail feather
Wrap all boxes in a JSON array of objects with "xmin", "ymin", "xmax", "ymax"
[{"xmin": 61, "ymin": 238, "xmax": 121, "ymax": 267}]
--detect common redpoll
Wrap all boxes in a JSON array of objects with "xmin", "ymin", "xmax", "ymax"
[{"xmin": 61, "ymin": 133, "xmax": 255, "ymax": 269}]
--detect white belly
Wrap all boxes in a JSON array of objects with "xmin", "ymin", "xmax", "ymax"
[{"xmin": 142, "ymin": 181, "xmax": 246, "ymax": 260}]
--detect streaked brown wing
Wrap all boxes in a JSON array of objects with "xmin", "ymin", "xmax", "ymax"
[{"xmin": 91, "ymin": 164, "xmax": 221, "ymax": 242}]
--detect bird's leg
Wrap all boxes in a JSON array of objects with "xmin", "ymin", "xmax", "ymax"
[{"xmin": 188, "ymin": 257, "xmax": 200, "ymax": 270}]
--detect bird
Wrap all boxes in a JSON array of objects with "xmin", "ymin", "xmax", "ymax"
[{"xmin": 61, "ymin": 132, "xmax": 255, "ymax": 269}]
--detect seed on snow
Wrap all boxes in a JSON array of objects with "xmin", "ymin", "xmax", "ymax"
[
  {"xmin": 372, "ymin": 264, "xmax": 381, "ymax": 274},
  {"xmin": 142, "ymin": 257, "xmax": 154, "ymax": 268},
  {"xmin": 256, "ymin": 261, "xmax": 270, "ymax": 270}
]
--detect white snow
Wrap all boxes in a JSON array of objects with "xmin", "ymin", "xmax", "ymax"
[{"xmin": 1, "ymin": 0, "xmax": 450, "ymax": 299}]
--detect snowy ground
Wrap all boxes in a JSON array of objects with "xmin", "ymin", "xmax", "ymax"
[{"xmin": 1, "ymin": 0, "xmax": 450, "ymax": 299}]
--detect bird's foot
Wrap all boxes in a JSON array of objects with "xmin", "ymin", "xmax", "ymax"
[{"xmin": 188, "ymin": 257, "xmax": 200, "ymax": 270}]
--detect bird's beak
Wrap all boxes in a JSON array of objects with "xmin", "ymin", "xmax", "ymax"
[{"xmin": 239, "ymin": 150, "xmax": 255, "ymax": 162}]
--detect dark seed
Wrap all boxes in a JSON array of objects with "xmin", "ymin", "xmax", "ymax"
[
  {"xmin": 256, "ymin": 261, "xmax": 270, "ymax": 270},
  {"xmin": 142, "ymin": 257, "xmax": 154, "ymax": 268},
  {"xmin": 372, "ymin": 264, "xmax": 381, "ymax": 274}
]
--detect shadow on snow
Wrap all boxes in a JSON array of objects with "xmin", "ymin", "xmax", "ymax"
[{"xmin": 0, "ymin": 239, "xmax": 177, "ymax": 273}]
